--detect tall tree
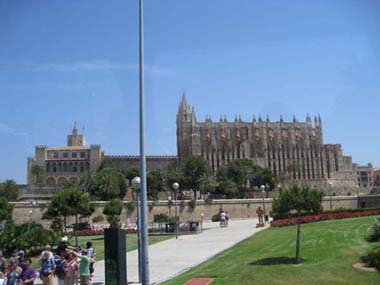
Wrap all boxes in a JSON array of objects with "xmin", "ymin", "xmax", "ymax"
[
  {"xmin": 182, "ymin": 155, "xmax": 210, "ymax": 200},
  {"xmin": 164, "ymin": 161, "xmax": 184, "ymax": 199},
  {"xmin": 0, "ymin": 179, "xmax": 19, "ymax": 201},
  {"xmin": 0, "ymin": 196, "xmax": 13, "ymax": 224},
  {"xmin": 43, "ymin": 186, "xmax": 95, "ymax": 237},
  {"xmin": 198, "ymin": 174, "xmax": 217, "ymax": 199},
  {"xmin": 123, "ymin": 167, "xmax": 140, "ymax": 186},
  {"xmin": 272, "ymin": 185, "xmax": 323, "ymax": 264},
  {"xmin": 147, "ymin": 170, "xmax": 165, "ymax": 200},
  {"xmin": 89, "ymin": 167, "xmax": 127, "ymax": 201},
  {"xmin": 217, "ymin": 159, "xmax": 253, "ymax": 198},
  {"xmin": 31, "ymin": 165, "xmax": 44, "ymax": 184}
]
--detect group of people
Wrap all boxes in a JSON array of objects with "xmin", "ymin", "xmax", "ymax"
[
  {"xmin": 219, "ymin": 209, "xmax": 230, "ymax": 227},
  {"xmin": 0, "ymin": 238, "xmax": 96, "ymax": 285}
]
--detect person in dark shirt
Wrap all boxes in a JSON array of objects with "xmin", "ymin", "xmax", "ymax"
[
  {"xmin": 17, "ymin": 251, "xmax": 26, "ymax": 274},
  {"xmin": 20, "ymin": 259, "xmax": 36, "ymax": 285}
]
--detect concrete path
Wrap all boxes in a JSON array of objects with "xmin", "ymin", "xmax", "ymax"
[{"xmin": 90, "ymin": 218, "xmax": 266, "ymax": 285}]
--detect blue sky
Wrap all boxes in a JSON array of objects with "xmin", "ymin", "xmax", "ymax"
[{"xmin": 0, "ymin": 0, "xmax": 379, "ymax": 183}]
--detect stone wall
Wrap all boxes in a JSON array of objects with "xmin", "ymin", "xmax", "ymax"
[{"xmin": 11, "ymin": 195, "xmax": 370, "ymax": 225}]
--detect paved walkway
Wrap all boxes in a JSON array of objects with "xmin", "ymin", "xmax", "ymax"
[{"xmin": 90, "ymin": 218, "xmax": 267, "ymax": 285}]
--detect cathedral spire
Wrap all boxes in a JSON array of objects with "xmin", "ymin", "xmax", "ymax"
[
  {"xmin": 253, "ymin": 114, "xmax": 256, "ymax": 122},
  {"xmin": 178, "ymin": 90, "xmax": 190, "ymax": 113},
  {"xmin": 318, "ymin": 114, "xmax": 322, "ymax": 127},
  {"xmin": 293, "ymin": 115, "xmax": 297, "ymax": 123},
  {"xmin": 280, "ymin": 115, "xmax": 284, "ymax": 123}
]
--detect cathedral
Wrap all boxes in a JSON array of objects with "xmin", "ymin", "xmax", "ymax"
[{"xmin": 177, "ymin": 93, "xmax": 357, "ymax": 190}]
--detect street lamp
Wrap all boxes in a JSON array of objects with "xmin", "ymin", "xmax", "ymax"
[
  {"xmin": 29, "ymin": 210, "xmax": 33, "ymax": 222},
  {"xmin": 168, "ymin": 196, "xmax": 172, "ymax": 216},
  {"xmin": 356, "ymin": 184, "xmax": 360, "ymax": 208},
  {"xmin": 260, "ymin": 185, "xmax": 266, "ymax": 222},
  {"xmin": 172, "ymin": 182, "xmax": 179, "ymax": 239},
  {"xmin": 31, "ymin": 201, "xmax": 36, "ymax": 221},
  {"xmin": 131, "ymin": 176, "xmax": 142, "ymax": 283},
  {"xmin": 328, "ymin": 182, "xmax": 333, "ymax": 210}
]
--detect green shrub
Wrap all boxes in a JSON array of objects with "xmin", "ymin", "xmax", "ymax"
[
  {"xmin": 212, "ymin": 213, "xmax": 220, "ymax": 222},
  {"xmin": 0, "ymin": 221, "xmax": 58, "ymax": 256},
  {"xmin": 103, "ymin": 199, "xmax": 123, "ymax": 228},
  {"xmin": 361, "ymin": 248, "xmax": 380, "ymax": 270},
  {"xmin": 366, "ymin": 217, "xmax": 380, "ymax": 242},
  {"xmin": 153, "ymin": 213, "xmax": 176, "ymax": 223},
  {"xmin": 92, "ymin": 215, "xmax": 105, "ymax": 223}
]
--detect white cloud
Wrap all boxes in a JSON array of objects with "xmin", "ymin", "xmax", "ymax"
[
  {"xmin": 0, "ymin": 60, "xmax": 175, "ymax": 76},
  {"xmin": 0, "ymin": 123, "xmax": 28, "ymax": 137}
]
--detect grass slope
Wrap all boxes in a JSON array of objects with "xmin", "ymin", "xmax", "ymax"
[{"xmin": 163, "ymin": 216, "xmax": 380, "ymax": 285}]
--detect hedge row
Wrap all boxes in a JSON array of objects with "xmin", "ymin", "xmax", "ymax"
[
  {"xmin": 272, "ymin": 207, "xmax": 380, "ymax": 220},
  {"xmin": 271, "ymin": 209, "xmax": 380, "ymax": 227}
]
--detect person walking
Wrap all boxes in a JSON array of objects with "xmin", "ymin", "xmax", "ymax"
[
  {"xmin": 20, "ymin": 259, "xmax": 36, "ymax": 285},
  {"xmin": 6, "ymin": 259, "xmax": 22, "ymax": 285},
  {"xmin": 219, "ymin": 211, "xmax": 226, "ymax": 227},
  {"xmin": 85, "ymin": 243, "xmax": 95, "ymax": 277},
  {"xmin": 40, "ymin": 251, "xmax": 55, "ymax": 285}
]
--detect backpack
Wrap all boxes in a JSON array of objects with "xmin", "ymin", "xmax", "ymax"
[{"xmin": 55, "ymin": 261, "xmax": 66, "ymax": 280}]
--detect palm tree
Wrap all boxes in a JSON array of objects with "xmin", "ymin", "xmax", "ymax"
[
  {"xmin": 0, "ymin": 179, "xmax": 19, "ymax": 201},
  {"xmin": 31, "ymin": 165, "xmax": 44, "ymax": 185}
]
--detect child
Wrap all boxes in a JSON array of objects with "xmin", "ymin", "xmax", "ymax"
[{"xmin": 86, "ymin": 242, "xmax": 96, "ymax": 276}]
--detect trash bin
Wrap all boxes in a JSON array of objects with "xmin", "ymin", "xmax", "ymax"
[
  {"xmin": 265, "ymin": 215, "xmax": 269, "ymax": 223},
  {"xmin": 189, "ymin": 221, "xmax": 199, "ymax": 232},
  {"xmin": 165, "ymin": 222, "xmax": 175, "ymax": 233}
]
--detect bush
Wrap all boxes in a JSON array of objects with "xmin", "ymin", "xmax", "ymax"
[
  {"xmin": 0, "ymin": 222, "xmax": 58, "ymax": 256},
  {"xmin": 211, "ymin": 213, "xmax": 220, "ymax": 222},
  {"xmin": 272, "ymin": 207, "xmax": 380, "ymax": 220},
  {"xmin": 153, "ymin": 213, "xmax": 176, "ymax": 223},
  {"xmin": 272, "ymin": 209, "xmax": 380, "ymax": 227},
  {"xmin": 103, "ymin": 199, "xmax": 123, "ymax": 228},
  {"xmin": 366, "ymin": 217, "xmax": 380, "ymax": 242},
  {"xmin": 92, "ymin": 215, "xmax": 105, "ymax": 223},
  {"xmin": 361, "ymin": 248, "xmax": 380, "ymax": 270}
]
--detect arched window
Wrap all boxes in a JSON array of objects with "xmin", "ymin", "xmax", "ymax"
[{"xmin": 46, "ymin": 177, "xmax": 56, "ymax": 186}]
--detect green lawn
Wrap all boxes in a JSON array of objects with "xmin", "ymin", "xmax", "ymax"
[
  {"xmin": 75, "ymin": 234, "xmax": 172, "ymax": 261},
  {"xmin": 163, "ymin": 216, "xmax": 380, "ymax": 285},
  {"xmin": 31, "ymin": 234, "xmax": 172, "ymax": 265}
]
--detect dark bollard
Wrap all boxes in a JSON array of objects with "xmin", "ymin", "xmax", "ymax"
[{"xmin": 104, "ymin": 228, "xmax": 127, "ymax": 285}]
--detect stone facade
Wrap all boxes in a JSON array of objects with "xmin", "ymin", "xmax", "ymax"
[
  {"xmin": 26, "ymin": 126, "xmax": 177, "ymax": 193},
  {"xmin": 177, "ymin": 93, "xmax": 358, "ymax": 191},
  {"xmin": 373, "ymin": 168, "xmax": 380, "ymax": 187},
  {"xmin": 354, "ymin": 163, "xmax": 374, "ymax": 191},
  {"xmin": 107, "ymin": 155, "xmax": 177, "ymax": 173},
  {"xmin": 27, "ymin": 125, "xmax": 103, "ymax": 188}
]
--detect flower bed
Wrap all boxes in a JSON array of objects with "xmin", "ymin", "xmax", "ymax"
[
  {"xmin": 69, "ymin": 228, "xmax": 138, "ymax": 236},
  {"xmin": 271, "ymin": 209, "xmax": 380, "ymax": 227}
]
